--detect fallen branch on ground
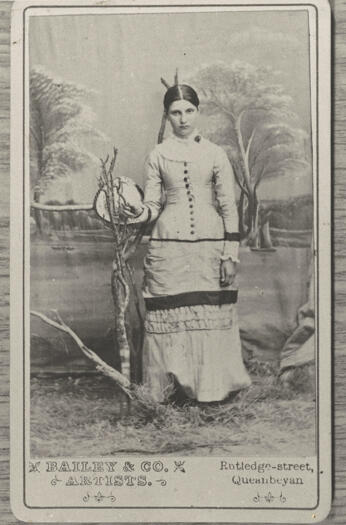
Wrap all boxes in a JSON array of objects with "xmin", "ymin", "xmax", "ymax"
[{"xmin": 31, "ymin": 310, "xmax": 134, "ymax": 399}]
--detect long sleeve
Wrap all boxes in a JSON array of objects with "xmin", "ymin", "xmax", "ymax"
[
  {"xmin": 143, "ymin": 150, "xmax": 163, "ymax": 222},
  {"xmin": 135, "ymin": 150, "xmax": 163, "ymax": 223},
  {"xmin": 213, "ymin": 147, "xmax": 240, "ymax": 263}
]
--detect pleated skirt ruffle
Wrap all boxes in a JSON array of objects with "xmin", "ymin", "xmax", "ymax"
[{"xmin": 143, "ymin": 304, "xmax": 251, "ymax": 402}]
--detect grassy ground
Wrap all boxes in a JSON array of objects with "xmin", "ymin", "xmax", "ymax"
[{"xmin": 30, "ymin": 363, "xmax": 316, "ymax": 457}]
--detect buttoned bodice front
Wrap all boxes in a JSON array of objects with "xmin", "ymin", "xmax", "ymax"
[{"xmin": 143, "ymin": 135, "xmax": 239, "ymax": 242}]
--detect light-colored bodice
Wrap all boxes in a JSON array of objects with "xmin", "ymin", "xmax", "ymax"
[{"xmin": 144, "ymin": 135, "xmax": 238, "ymax": 241}]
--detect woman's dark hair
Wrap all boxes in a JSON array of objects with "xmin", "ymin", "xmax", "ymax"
[{"xmin": 163, "ymin": 84, "xmax": 199, "ymax": 112}]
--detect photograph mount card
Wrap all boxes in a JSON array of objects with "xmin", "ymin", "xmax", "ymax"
[{"xmin": 10, "ymin": 0, "xmax": 331, "ymax": 522}]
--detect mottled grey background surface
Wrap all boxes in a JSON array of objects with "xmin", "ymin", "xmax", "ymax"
[{"xmin": 0, "ymin": 0, "xmax": 345, "ymax": 523}]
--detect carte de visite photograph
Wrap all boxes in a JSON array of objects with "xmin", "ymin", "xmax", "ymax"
[{"xmin": 10, "ymin": 0, "xmax": 331, "ymax": 522}]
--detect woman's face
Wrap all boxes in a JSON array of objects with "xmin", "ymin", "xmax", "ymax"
[{"xmin": 166, "ymin": 99, "xmax": 199, "ymax": 138}]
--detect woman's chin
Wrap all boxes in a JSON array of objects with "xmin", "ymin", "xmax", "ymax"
[{"xmin": 174, "ymin": 128, "xmax": 193, "ymax": 138}]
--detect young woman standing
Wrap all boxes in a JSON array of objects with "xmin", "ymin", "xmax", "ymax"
[{"xmin": 124, "ymin": 84, "xmax": 251, "ymax": 402}]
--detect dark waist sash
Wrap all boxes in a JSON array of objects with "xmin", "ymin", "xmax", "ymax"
[{"xmin": 144, "ymin": 290, "xmax": 238, "ymax": 311}]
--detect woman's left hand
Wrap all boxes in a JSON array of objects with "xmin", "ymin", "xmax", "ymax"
[{"xmin": 220, "ymin": 259, "xmax": 237, "ymax": 287}]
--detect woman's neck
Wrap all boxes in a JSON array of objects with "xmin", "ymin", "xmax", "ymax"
[{"xmin": 172, "ymin": 129, "xmax": 198, "ymax": 142}]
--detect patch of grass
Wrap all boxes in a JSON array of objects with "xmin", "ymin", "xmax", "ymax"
[
  {"xmin": 31, "ymin": 371, "xmax": 315, "ymax": 457},
  {"xmin": 245, "ymin": 356, "xmax": 279, "ymax": 377}
]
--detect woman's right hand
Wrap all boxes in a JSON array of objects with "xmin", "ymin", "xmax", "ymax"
[
  {"xmin": 121, "ymin": 202, "xmax": 145, "ymax": 219},
  {"xmin": 220, "ymin": 259, "xmax": 237, "ymax": 287}
]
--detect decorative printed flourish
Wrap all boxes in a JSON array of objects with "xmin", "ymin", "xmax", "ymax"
[
  {"xmin": 28, "ymin": 461, "xmax": 41, "ymax": 473},
  {"xmin": 83, "ymin": 491, "xmax": 116, "ymax": 504},
  {"xmin": 174, "ymin": 461, "xmax": 186, "ymax": 473},
  {"xmin": 155, "ymin": 479, "xmax": 167, "ymax": 486},
  {"xmin": 50, "ymin": 475, "xmax": 62, "ymax": 486},
  {"xmin": 253, "ymin": 491, "xmax": 287, "ymax": 504}
]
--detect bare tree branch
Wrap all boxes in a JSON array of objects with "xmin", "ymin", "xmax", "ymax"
[
  {"xmin": 234, "ymin": 174, "xmax": 249, "ymax": 197},
  {"xmin": 245, "ymin": 127, "xmax": 256, "ymax": 165},
  {"xmin": 206, "ymin": 91, "xmax": 236, "ymax": 121},
  {"xmin": 235, "ymin": 110, "xmax": 251, "ymax": 191},
  {"xmin": 31, "ymin": 310, "xmax": 133, "ymax": 398},
  {"xmin": 98, "ymin": 149, "xmax": 147, "ymax": 381}
]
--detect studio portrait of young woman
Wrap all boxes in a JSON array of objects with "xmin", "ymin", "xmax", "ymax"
[
  {"xmin": 122, "ymin": 84, "xmax": 251, "ymax": 403},
  {"xmin": 25, "ymin": 8, "xmax": 320, "ymax": 481}
]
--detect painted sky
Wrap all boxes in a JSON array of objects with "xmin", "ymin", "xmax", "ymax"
[{"xmin": 29, "ymin": 9, "xmax": 313, "ymax": 202}]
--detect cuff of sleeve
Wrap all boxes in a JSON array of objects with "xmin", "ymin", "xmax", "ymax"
[
  {"xmin": 135, "ymin": 205, "xmax": 151, "ymax": 222},
  {"xmin": 221, "ymin": 241, "xmax": 240, "ymax": 263}
]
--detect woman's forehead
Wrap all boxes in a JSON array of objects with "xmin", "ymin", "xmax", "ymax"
[{"xmin": 168, "ymin": 99, "xmax": 197, "ymax": 111}]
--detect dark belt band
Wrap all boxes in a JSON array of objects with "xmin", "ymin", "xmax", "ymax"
[
  {"xmin": 145, "ymin": 290, "xmax": 238, "ymax": 311},
  {"xmin": 225, "ymin": 232, "xmax": 240, "ymax": 242}
]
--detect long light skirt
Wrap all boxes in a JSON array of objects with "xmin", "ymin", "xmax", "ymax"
[{"xmin": 143, "ymin": 304, "xmax": 251, "ymax": 402}]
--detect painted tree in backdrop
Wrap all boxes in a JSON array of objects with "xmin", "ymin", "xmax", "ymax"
[
  {"xmin": 190, "ymin": 61, "xmax": 309, "ymax": 248},
  {"xmin": 30, "ymin": 66, "xmax": 106, "ymax": 230}
]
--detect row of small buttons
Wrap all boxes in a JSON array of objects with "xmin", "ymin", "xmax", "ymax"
[{"xmin": 184, "ymin": 162, "xmax": 195, "ymax": 235}]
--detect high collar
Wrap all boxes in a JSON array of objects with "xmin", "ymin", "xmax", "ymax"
[
  {"xmin": 170, "ymin": 129, "xmax": 201, "ymax": 144},
  {"xmin": 155, "ymin": 132, "xmax": 214, "ymax": 163}
]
